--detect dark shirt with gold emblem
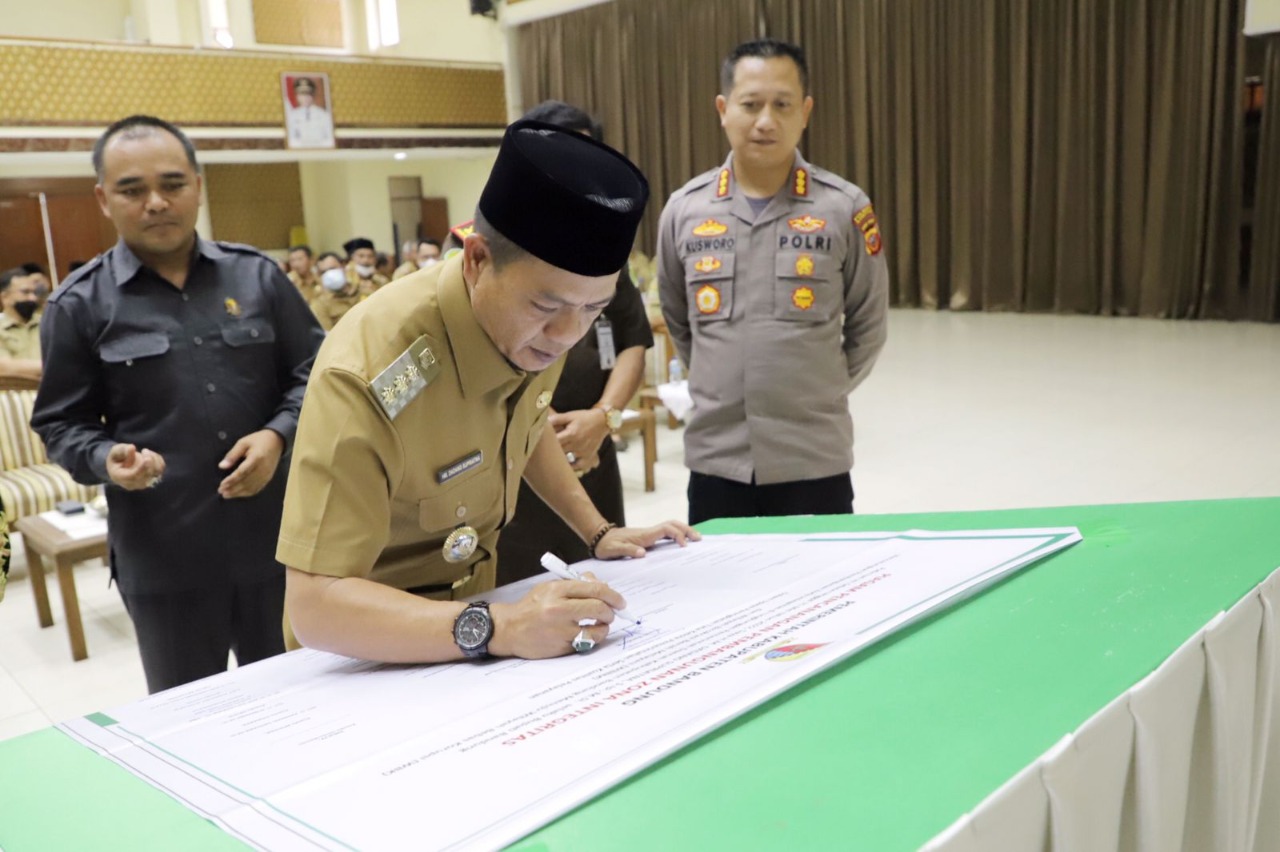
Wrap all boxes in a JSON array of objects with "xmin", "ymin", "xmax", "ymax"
[{"xmin": 32, "ymin": 238, "xmax": 325, "ymax": 594}]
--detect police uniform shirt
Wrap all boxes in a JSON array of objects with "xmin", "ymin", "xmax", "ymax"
[
  {"xmin": 31, "ymin": 238, "xmax": 325, "ymax": 594},
  {"xmin": 0, "ymin": 312, "xmax": 42, "ymax": 361},
  {"xmin": 276, "ymin": 255, "xmax": 562, "ymax": 646},
  {"xmin": 657, "ymin": 151, "xmax": 890, "ymax": 486}
]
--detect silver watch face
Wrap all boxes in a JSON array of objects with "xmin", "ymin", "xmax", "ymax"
[{"xmin": 455, "ymin": 608, "xmax": 491, "ymax": 649}]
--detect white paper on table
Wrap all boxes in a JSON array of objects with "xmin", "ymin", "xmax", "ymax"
[
  {"xmin": 656, "ymin": 380, "xmax": 694, "ymax": 421},
  {"xmin": 60, "ymin": 528, "xmax": 1080, "ymax": 851},
  {"xmin": 38, "ymin": 509, "xmax": 108, "ymax": 540}
]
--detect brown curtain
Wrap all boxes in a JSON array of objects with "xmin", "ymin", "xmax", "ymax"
[
  {"xmin": 517, "ymin": 0, "xmax": 760, "ymax": 250},
  {"xmin": 517, "ymin": 0, "xmax": 1269, "ymax": 320},
  {"xmin": 1250, "ymin": 36, "xmax": 1280, "ymax": 321}
]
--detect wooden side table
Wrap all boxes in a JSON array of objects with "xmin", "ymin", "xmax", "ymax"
[{"xmin": 15, "ymin": 513, "xmax": 109, "ymax": 662}]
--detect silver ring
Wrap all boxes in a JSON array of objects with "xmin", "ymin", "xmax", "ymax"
[
  {"xmin": 571, "ymin": 628, "xmax": 596, "ymax": 654},
  {"xmin": 565, "ymin": 451, "xmax": 577, "ymax": 465}
]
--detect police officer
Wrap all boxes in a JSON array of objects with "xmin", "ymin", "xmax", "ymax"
[
  {"xmin": 278, "ymin": 120, "xmax": 697, "ymax": 663},
  {"xmin": 658, "ymin": 38, "xmax": 889, "ymax": 525}
]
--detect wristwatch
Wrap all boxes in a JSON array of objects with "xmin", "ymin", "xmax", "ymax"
[
  {"xmin": 594, "ymin": 403, "xmax": 623, "ymax": 430},
  {"xmin": 452, "ymin": 601, "xmax": 493, "ymax": 658}
]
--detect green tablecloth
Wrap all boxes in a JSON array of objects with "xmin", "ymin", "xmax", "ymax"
[{"xmin": 3, "ymin": 498, "xmax": 1278, "ymax": 851}]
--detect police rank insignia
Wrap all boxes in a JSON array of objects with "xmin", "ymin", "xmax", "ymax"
[
  {"xmin": 224, "ymin": 297, "xmax": 242, "ymax": 317},
  {"xmin": 795, "ymin": 254, "xmax": 816, "ymax": 277},
  {"xmin": 792, "ymin": 286, "xmax": 816, "ymax": 310},
  {"xmin": 443, "ymin": 525, "xmax": 479, "ymax": 563},
  {"xmin": 716, "ymin": 168, "xmax": 731, "ymax": 198},
  {"xmin": 788, "ymin": 215, "xmax": 827, "ymax": 233},
  {"xmin": 854, "ymin": 205, "xmax": 883, "ymax": 256},
  {"xmin": 370, "ymin": 334, "xmax": 442, "ymax": 420},
  {"xmin": 693, "ymin": 256, "xmax": 722, "ymax": 274},
  {"xmin": 793, "ymin": 167, "xmax": 809, "ymax": 197},
  {"xmin": 696, "ymin": 284, "xmax": 722, "ymax": 314},
  {"xmin": 536, "ymin": 390, "xmax": 552, "ymax": 410},
  {"xmin": 692, "ymin": 219, "xmax": 729, "ymax": 237}
]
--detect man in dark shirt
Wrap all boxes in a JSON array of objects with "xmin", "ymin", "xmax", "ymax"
[{"xmin": 31, "ymin": 115, "xmax": 324, "ymax": 693}]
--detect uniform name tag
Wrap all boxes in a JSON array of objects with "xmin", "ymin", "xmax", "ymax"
[
  {"xmin": 595, "ymin": 318, "xmax": 617, "ymax": 370},
  {"xmin": 437, "ymin": 451, "xmax": 483, "ymax": 484}
]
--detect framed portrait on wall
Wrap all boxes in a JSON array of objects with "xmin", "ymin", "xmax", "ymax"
[{"xmin": 281, "ymin": 72, "xmax": 335, "ymax": 149}]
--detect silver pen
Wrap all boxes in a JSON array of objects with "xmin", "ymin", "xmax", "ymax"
[{"xmin": 540, "ymin": 552, "xmax": 641, "ymax": 626}]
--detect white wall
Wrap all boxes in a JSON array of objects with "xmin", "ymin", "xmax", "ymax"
[
  {"xmin": 375, "ymin": 0, "xmax": 504, "ymax": 64},
  {"xmin": 0, "ymin": 0, "xmax": 132, "ymax": 41},
  {"xmin": 298, "ymin": 152, "xmax": 496, "ymax": 255}
]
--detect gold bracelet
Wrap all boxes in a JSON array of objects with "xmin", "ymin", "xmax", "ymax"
[{"xmin": 588, "ymin": 522, "xmax": 617, "ymax": 559}]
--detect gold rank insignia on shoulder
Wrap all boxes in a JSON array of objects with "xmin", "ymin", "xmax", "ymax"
[
  {"xmin": 224, "ymin": 297, "xmax": 242, "ymax": 317},
  {"xmin": 370, "ymin": 334, "xmax": 443, "ymax": 420},
  {"xmin": 716, "ymin": 168, "xmax": 731, "ymax": 198}
]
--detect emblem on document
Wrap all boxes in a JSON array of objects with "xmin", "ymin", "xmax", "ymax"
[
  {"xmin": 692, "ymin": 219, "xmax": 729, "ymax": 237},
  {"xmin": 443, "ymin": 525, "xmax": 479, "ymax": 563},
  {"xmin": 693, "ymin": 256, "xmax": 722, "ymax": 274},
  {"xmin": 791, "ymin": 286, "xmax": 815, "ymax": 311},
  {"xmin": 695, "ymin": 285, "xmax": 721, "ymax": 315}
]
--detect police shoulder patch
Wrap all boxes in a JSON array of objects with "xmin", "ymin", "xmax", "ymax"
[{"xmin": 370, "ymin": 334, "xmax": 443, "ymax": 420}]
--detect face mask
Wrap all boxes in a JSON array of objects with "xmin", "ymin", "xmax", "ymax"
[
  {"xmin": 14, "ymin": 301, "xmax": 38, "ymax": 322},
  {"xmin": 321, "ymin": 268, "xmax": 347, "ymax": 291},
  {"xmin": 355, "ymin": 264, "xmax": 376, "ymax": 278},
  {"xmin": 418, "ymin": 258, "xmax": 439, "ymax": 269}
]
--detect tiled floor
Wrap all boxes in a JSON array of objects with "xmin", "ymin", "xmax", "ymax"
[{"xmin": 2, "ymin": 308, "xmax": 1277, "ymax": 742}]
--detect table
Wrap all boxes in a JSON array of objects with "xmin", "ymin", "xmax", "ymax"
[
  {"xmin": 2, "ymin": 498, "xmax": 1278, "ymax": 851},
  {"xmin": 15, "ymin": 513, "xmax": 109, "ymax": 662}
]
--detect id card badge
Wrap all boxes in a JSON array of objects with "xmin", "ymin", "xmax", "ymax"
[{"xmin": 595, "ymin": 318, "xmax": 617, "ymax": 370}]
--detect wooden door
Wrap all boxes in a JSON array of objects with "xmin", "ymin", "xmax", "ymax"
[
  {"xmin": 0, "ymin": 196, "xmax": 49, "ymax": 274},
  {"xmin": 45, "ymin": 194, "xmax": 116, "ymax": 279},
  {"xmin": 420, "ymin": 198, "xmax": 451, "ymax": 244}
]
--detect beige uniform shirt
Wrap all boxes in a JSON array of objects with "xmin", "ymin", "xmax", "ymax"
[
  {"xmin": 392, "ymin": 261, "xmax": 417, "ymax": 280},
  {"xmin": 287, "ymin": 270, "xmax": 319, "ymax": 304},
  {"xmin": 310, "ymin": 284, "xmax": 364, "ymax": 332},
  {"xmin": 0, "ymin": 313, "xmax": 42, "ymax": 361},
  {"xmin": 348, "ymin": 263, "xmax": 389, "ymax": 297},
  {"xmin": 277, "ymin": 257, "xmax": 561, "ymax": 648},
  {"xmin": 658, "ymin": 152, "xmax": 889, "ymax": 485}
]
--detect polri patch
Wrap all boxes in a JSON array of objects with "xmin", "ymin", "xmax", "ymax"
[{"xmin": 437, "ymin": 451, "xmax": 483, "ymax": 484}]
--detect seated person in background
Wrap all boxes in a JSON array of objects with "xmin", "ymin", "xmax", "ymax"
[
  {"xmin": 21, "ymin": 263, "xmax": 52, "ymax": 312},
  {"xmin": 442, "ymin": 100, "xmax": 654, "ymax": 586},
  {"xmin": 393, "ymin": 238, "xmax": 442, "ymax": 279},
  {"xmin": 375, "ymin": 251, "xmax": 394, "ymax": 281},
  {"xmin": 0, "ymin": 268, "xmax": 44, "ymax": 383},
  {"xmin": 286, "ymin": 244, "xmax": 318, "ymax": 304},
  {"xmin": 342, "ymin": 238, "xmax": 388, "ymax": 297},
  {"xmin": 311, "ymin": 250, "xmax": 363, "ymax": 332}
]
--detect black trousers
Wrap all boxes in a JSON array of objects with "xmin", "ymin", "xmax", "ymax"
[
  {"xmin": 687, "ymin": 471, "xmax": 854, "ymax": 526},
  {"xmin": 497, "ymin": 438, "xmax": 626, "ymax": 586},
  {"xmin": 119, "ymin": 574, "xmax": 286, "ymax": 694}
]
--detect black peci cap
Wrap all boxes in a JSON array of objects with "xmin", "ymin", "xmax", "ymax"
[
  {"xmin": 343, "ymin": 237, "xmax": 374, "ymax": 255},
  {"xmin": 478, "ymin": 119, "xmax": 649, "ymax": 277}
]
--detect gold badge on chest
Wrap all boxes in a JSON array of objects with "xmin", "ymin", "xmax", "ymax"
[
  {"xmin": 535, "ymin": 390, "xmax": 552, "ymax": 410},
  {"xmin": 443, "ymin": 525, "xmax": 479, "ymax": 563}
]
